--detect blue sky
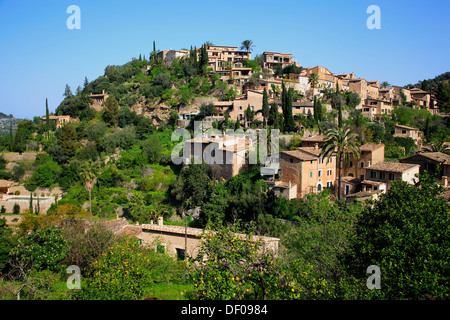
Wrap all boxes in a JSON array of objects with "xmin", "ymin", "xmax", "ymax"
[{"xmin": 0, "ymin": 0, "xmax": 449, "ymax": 119}]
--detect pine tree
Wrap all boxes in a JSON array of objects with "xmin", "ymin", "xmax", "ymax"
[
  {"xmin": 435, "ymin": 81, "xmax": 450, "ymax": 113},
  {"xmin": 63, "ymin": 84, "xmax": 73, "ymax": 98}
]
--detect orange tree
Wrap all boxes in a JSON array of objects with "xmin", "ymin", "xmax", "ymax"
[
  {"xmin": 186, "ymin": 222, "xmax": 301, "ymax": 300},
  {"xmin": 78, "ymin": 237, "xmax": 186, "ymax": 300}
]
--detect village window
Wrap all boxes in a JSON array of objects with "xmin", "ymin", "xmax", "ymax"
[
  {"xmin": 374, "ymin": 187, "xmax": 378, "ymax": 191},
  {"xmin": 379, "ymin": 172, "xmax": 386, "ymax": 179},
  {"xmin": 402, "ymin": 130, "xmax": 407, "ymax": 134},
  {"xmin": 360, "ymin": 175, "xmax": 364, "ymax": 180},
  {"xmin": 327, "ymin": 181, "xmax": 333, "ymax": 188},
  {"xmin": 345, "ymin": 185, "xmax": 350, "ymax": 195},
  {"xmin": 318, "ymin": 170, "xmax": 322, "ymax": 177},
  {"xmin": 176, "ymin": 248, "xmax": 186, "ymax": 261},
  {"xmin": 361, "ymin": 162, "xmax": 364, "ymax": 168},
  {"xmin": 388, "ymin": 173, "xmax": 394, "ymax": 180},
  {"xmin": 349, "ymin": 161, "xmax": 353, "ymax": 167},
  {"xmin": 319, "ymin": 157, "xmax": 323, "ymax": 164},
  {"xmin": 310, "ymin": 172, "xmax": 313, "ymax": 178},
  {"xmin": 370, "ymin": 171, "xmax": 377, "ymax": 179},
  {"xmin": 290, "ymin": 158, "xmax": 294, "ymax": 164},
  {"xmin": 327, "ymin": 169, "xmax": 332, "ymax": 176}
]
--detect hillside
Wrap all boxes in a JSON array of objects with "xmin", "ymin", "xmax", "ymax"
[
  {"xmin": 0, "ymin": 112, "xmax": 23, "ymax": 136},
  {"xmin": 406, "ymin": 71, "xmax": 450, "ymax": 92},
  {"xmin": 55, "ymin": 46, "xmax": 232, "ymax": 126}
]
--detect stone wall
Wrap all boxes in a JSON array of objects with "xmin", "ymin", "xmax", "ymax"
[
  {"xmin": 137, "ymin": 230, "xmax": 203, "ymax": 258},
  {"xmin": 0, "ymin": 196, "xmax": 57, "ymax": 214},
  {"xmin": 1, "ymin": 152, "xmax": 42, "ymax": 162}
]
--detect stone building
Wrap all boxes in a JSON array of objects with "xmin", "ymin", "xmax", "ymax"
[
  {"xmin": 106, "ymin": 217, "xmax": 280, "ymax": 260},
  {"xmin": 280, "ymin": 145, "xmax": 337, "ymax": 198}
]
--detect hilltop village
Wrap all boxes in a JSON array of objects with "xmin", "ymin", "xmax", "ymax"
[{"xmin": 0, "ymin": 41, "xmax": 449, "ymax": 300}]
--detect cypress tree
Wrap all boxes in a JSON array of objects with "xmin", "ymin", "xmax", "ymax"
[
  {"xmin": 281, "ymin": 83, "xmax": 295, "ymax": 132},
  {"xmin": 235, "ymin": 116, "xmax": 241, "ymax": 130},
  {"xmin": 9, "ymin": 122, "xmax": 13, "ymax": 152},
  {"xmin": 29, "ymin": 193, "xmax": 33, "ymax": 214},
  {"xmin": 199, "ymin": 44, "xmax": 209, "ymax": 75},
  {"xmin": 317, "ymin": 97, "xmax": 323, "ymax": 122},
  {"xmin": 338, "ymin": 99, "xmax": 343, "ymax": 128},
  {"xmin": 269, "ymin": 102, "xmax": 278, "ymax": 127},
  {"xmin": 262, "ymin": 88, "xmax": 269, "ymax": 126},
  {"xmin": 424, "ymin": 116, "xmax": 430, "ymax": 140},
  {"xmin": 313, "ymin": 96, "xmax": 318, "ymax": 122},
  {"xmin": 45, "ymin": 98, "xmax": 50, "ymax": 135}
]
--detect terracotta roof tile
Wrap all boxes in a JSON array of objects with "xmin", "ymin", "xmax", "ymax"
[{"xmin": 368, "ymin": 161, "xmax": 420, "ymax": 173}]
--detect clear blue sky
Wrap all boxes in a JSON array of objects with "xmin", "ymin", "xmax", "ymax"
[{"xmin": 0, "ymin": 0, "xmax": 449, "ymax": 119}]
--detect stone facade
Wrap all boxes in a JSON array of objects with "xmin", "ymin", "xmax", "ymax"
[
  {"xmin": 280, "ymin": 146, "xmax": 336, "ymax": 198},
  {"xmin": 343, "ymin": 143, "xmax": 385, "ymax": 181}
]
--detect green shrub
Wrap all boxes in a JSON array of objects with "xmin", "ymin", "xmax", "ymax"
[{"xmin": 13, "ymin": 203, "xmax": 20, "ymax": 214}]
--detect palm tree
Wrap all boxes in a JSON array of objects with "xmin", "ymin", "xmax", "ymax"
[
  {"xmin": 380, "ymin": 81, "xmax": 390, "ymax": 89},
  {"xmin": 79, "ymin": 161, "xmax": 99, "ymax": 214},
  {"xmin": 240, "ymin": 40, "xmax": 255, "ymax": 54},
  {"xmin": 308, "ymin": 73, "xmax": 319, "ymax": 94},
  {"xmin": 320, "ymin": 125, "xmax": 361, "ymax": 200},
  {"xmin": 423, "ymin": 140, "xmax": 450, "ymax": 155}
]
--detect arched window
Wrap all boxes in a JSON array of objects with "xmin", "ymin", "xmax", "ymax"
[{"xmin": 317, "ymin": 183, "xmax": 323, "ymax": 193}]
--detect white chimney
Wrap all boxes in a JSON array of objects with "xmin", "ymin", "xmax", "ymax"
[
  {"xmin": 158, "ymin": 216, "xmax": 163, "ymax": 226},
  {"xmin": 314, "ymin": 143, "xmax": 318, "ymax": 150}
]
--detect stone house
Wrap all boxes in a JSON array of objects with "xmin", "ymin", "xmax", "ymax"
[
  {"xmin": 280, "ymin": 145, "xmax": 337, "ymax": 198},
  {"xmin": 393, "ymin": 124, "xmax": 423, "ymax": 147},
  {"xmin": 108, "ymin": 217, "xmax": 280, "ymax": 260},
  {"xmin": 343, "ymin": 143, "xmax": 385, "ymax": 181},
  {"xmin": 182, "ymin": 134, "xmax": 252, "ymax": 180},
  {"xmin": 214, "ymin": 90, "xmax": 264, "ymax": 123},
  {"xmin": 262, "ymin": 51, "xmax": 298, "ymax": 71},
  {"xmin": 40, "ymin": 115, "xmax": 79, "ymax": 129},
  {"xmin": 399, "ymin": 152, "xmax": 450, "ymax": 179},
  {"xmin": 90, "ymin": 90, "xmax": 109, "ymax": 111},
  {"xmin": 363, "ymin": 161, "xmax": 420, "ymax": 191}
]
